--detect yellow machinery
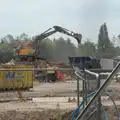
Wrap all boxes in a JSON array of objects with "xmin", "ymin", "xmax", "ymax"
[
  {"xmin": 15, "ymin": 42, "xmax": 35, "ymax": 61},
  {"xmin": 18, "ymin": 47, "xmax": 35, "ymax": 56}
]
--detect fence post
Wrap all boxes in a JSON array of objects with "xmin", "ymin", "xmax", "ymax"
[
  {"xmin": 77, "ymin": 77, "xmax": 80, "ymax": 107},
  {"xmin": 97, "ymin": 75, "xmax": 102, "ymax": 120}
]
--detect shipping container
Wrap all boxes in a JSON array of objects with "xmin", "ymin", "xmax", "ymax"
[{"xmin": 0, "ymin": 65, "xmax": 34, "ymax": 90}]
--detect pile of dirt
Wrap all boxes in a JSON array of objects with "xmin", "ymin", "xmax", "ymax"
[
  {"xmin": 0, "ymin": 109, "xmax": 72, "ymax": 120},
  {"xmin": 0, "ymin": 106, "xmax": 119, "ymax": 120}
]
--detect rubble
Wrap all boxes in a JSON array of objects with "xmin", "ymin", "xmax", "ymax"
[
  {"xmin": 0, "ymin": 110, "xmax": 69, "ymax": 120},
  {"xmin": 0, "ymin": 106, "xmax": 119, "ymax": 120}
]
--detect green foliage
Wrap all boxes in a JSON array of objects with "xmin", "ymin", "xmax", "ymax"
[
  {"xmin": 54, "ymin": 37, "xmax": 77, "ymax": 62},
  {"xmin": 39, "ymin": 38, "xmax": 56, "ymax": 60},
  {"xmin": 97, "ymin": 23, "xmax": 116, "ymax": 58},
  {"xmin": 0, "ymin": 43, "xmax": 14, "ymax": 62},
  {"xmin": 77, "ymin": 40, "xmax": 96, "ymax": 57},
  {"xmin": 55, "ymin": 103, "xmax": 62, "ymax": 120}
]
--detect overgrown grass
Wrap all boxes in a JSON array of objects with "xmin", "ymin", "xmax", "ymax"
[{"xmin": 55, "ymin": 103, "xmax": 62, "ymax": 120}]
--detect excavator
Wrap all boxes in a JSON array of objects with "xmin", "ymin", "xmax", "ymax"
[
  {"xmin": 14, "ymin": 26, "xmax": 82, "ymax": 61},
  {"xmin": 13, "ymin": 26, "xmax": 82, "ymax": 82}
]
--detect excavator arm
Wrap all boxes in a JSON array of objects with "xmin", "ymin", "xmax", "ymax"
[
  {"xmin": 34, "ymin": 25, "xmax": 82, "ymax": 56},
  {"xmin": 35, "ymin": 28, "xmax": 57, "ymax": 41},
  {"xmin": 35, "ymin": 26, "xmax": 82, "ymax": 44},
  {"xmin": 53, "ymin": 26, "xmax": 82, "ymax": 44}
]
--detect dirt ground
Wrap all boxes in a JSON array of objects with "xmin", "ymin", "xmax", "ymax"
[
  {"xmin": 1, "ymin": 109, "xmax": 78, "ymax": 120},
  {"xmin": 0, "ymin": 109, "xmax": 70, "ymax": 120},
  {"xmin": 0, "ymin": 81, "xmax": 120, "ymax": 99},
  {"xmin": 0, "ymin": 106, "xmax": 119, "ymax": 120},
  {"xmin": 0, "ymin": 81, "xmax": 119, "ymax": 120}
]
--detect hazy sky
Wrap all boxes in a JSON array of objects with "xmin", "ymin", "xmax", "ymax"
[{"xmin": 0, "ymin": 0, "xmax": 120, "ymax": 44}]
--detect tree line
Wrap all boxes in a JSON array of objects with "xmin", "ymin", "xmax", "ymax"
[{"xmin": 0, "ymin": 23, "xmax": 120, "ymax": 63}]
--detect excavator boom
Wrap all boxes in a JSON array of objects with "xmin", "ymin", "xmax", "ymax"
[
  {"xmin": 34, "ymin": 25, "xmax": 82, "ymax": 57},
  {"xmin": 35, "ymin": 25, "xmax": 82, "ymax": 44}
]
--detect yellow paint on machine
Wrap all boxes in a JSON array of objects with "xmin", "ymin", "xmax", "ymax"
[
  {"xmin": 19, "ymin": 48, "xmax": 35, "ymax": 55},
  {"xmin": 0, "ymin": 65, "xmax": 34, "ymax": 90}
]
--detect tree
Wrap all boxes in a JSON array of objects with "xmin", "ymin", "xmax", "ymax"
[
  {"xmin": 39, "ymin": 38, "xmax": 55, "ymax": 60},
  {"xmin": 66, "ymin": 38, "xmax": 76, "ymax": 57},
  {"xmin": 19, "ymin": 33, "xmax": 29, "ymax": 41},
  {"xmin": 53, "ymin": 37, "xmax": 77, "ymax": 62},
  {"xmin": 77, "ymin": 40, "xmax": 96, "ymax": 57},
  {"xmin": 4, "ymin": 34, "xmax": 14, "ymax": 43},
  {"xmin": 16, "ymin": 33, "xmax": 32, "ymax": 42},
  {"xmin": 97, "ymin": 23, "xmax": 116, "ymax": 58},
  {"xmin": 0, "ymin": 42, "xmax": 14, "ymax": 62},
  {"xmin": 54, "ymin": 37, "xmax": 68, "ymax": 62}
]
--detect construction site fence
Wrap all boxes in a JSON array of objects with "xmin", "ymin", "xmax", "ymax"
[{"xmin": 0, "ymin": 68, "xmax": 113, "ymax": 72}]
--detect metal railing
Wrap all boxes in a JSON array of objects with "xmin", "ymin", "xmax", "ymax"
[
  {"xmin": 76, "ymin": 62, "xmax": 120, "ymax": 120},
  {"xmin": 0, "ymin": 68, "xmax": 113, "ymax": 71}
]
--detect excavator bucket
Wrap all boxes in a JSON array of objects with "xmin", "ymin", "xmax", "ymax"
[{"xmin": 73, "ymin": 33, "xmax": 82, "ymax": 44}]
